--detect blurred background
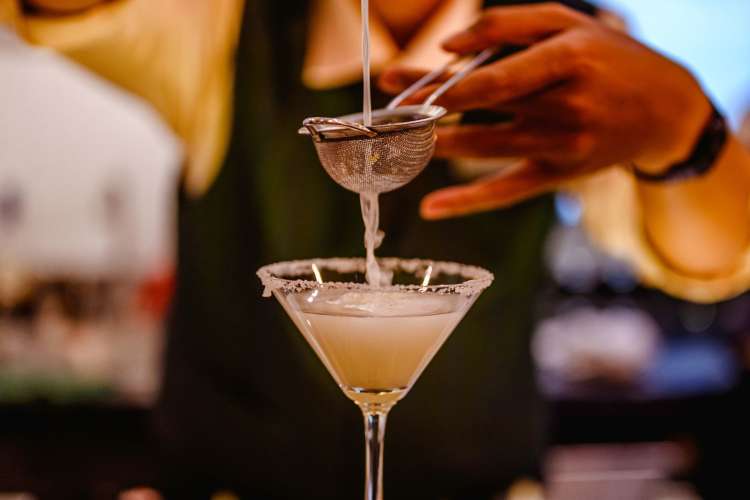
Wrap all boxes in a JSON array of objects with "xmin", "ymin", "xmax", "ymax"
[{"xmin": 1, "ymin": 0, "xmax": 750, "ymax": 499}]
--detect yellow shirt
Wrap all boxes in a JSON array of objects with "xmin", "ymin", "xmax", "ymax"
[{"xmin": 3, "ymin": 0, "xmax": 750, "ymax": 303}]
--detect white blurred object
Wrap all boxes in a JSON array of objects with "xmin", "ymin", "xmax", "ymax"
[
  {"xmin": 546, "ymin": 443, "xmax": 701, "ymax": 500},
  {"xmin": 545, "ymin": 225, "xmax": 599, "ymax": 294},
  {"xmin": 0, "ymin": 26, "xmax": 182, "ymax": 279},
  {"xmin": 546, "ymin": 193, "xmax": 638, "ymax": 294},
  {"xmin": 533, "ymin": 307, "xmax": 660, "ymax": 383}
]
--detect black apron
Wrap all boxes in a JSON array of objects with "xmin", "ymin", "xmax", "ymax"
[{"xmin": 157, "ymin": 1, "xmax": 594, "ymax": 498}]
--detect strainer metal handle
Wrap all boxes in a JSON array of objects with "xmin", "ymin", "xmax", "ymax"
[
  {"xmin": 387, "ymin": 47, "xmax": 498, "ymax": 110},
  {"xmin": 423, "ymin": 48, "xmax": 497, "ymax": 107},
  {"xmin": 303, "ymin": 117, "xmax": 378, "ymax": 142}
]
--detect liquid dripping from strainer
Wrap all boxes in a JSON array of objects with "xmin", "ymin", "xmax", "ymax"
[{"xmin": 360, "ymin": 0, "xmax": 390, "ymax": 287}]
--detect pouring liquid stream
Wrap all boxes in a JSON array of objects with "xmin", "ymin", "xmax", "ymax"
[
  {"xmin": 359, "ymin": 0, "xmax": 390, "ymax": 287},
  {"xmin": 361, "ymin": 0, "xmax": 372, "ymax": 128}
]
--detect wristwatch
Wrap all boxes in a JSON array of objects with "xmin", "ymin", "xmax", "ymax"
[{"xmin": 633, "ymin": 104, "xmax": 728, "ymax": 183}]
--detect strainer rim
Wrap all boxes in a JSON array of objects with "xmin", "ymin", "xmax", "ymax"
[{"xmin": 299, "ymin": 105, "xmax": 446, "ymax": 139}]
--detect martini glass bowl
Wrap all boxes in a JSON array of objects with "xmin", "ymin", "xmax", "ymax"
[{"xmin": 257, "ymin": 257, "xmax": 493, "ymax": 500}]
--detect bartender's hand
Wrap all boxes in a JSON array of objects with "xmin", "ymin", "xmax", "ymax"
[{"xmin": 380, "ymin": 3, "xmax": 711, "ymax": 219}]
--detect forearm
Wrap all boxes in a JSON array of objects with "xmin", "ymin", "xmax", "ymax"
[{"xmin": 638, "ymin": 134, "xmax": 750, "ymax": 277}]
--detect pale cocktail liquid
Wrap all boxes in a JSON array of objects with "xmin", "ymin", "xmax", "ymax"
[{"xmin": 296, "ymin": 290, "xmax": 465, "ymax": 405}]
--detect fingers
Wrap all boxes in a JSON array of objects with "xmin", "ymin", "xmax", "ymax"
[
  {"xmin": 497, "ymin": 83, "xmax": 597, "ymax": 128},
  {"xmin": 378, "ymin": 67, "xmax": 453, "ymax": 95},
  {"xmin": 420, "ymin": 160, "xmax": 566, "ymax": 220},
  {"xmin": 403, "ymin": 34, "xmax": 579, "ymax": 111},
  {"xmin": 444, "ymin": 3, "xmax": 591, "ymax": 54},
  {"xmin": 434, "ymin": 123, "xmax": 582, "ymax": 159}
]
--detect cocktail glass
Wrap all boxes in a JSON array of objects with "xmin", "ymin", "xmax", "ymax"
[{"xmin": 257, "ymin": 257, "xmax": 493, "ymax": 500}]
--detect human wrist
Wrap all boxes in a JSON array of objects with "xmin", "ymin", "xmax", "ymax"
[
  {"xmin": 633, "ymin": 102, "xmax": 728, "ymax": 183},
  {"xmin": 633, "ymin": 77, "xmax": 715, "ymax": 175}
]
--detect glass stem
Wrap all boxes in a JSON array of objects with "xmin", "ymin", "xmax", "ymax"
[{"xmin": 363, "ymin": 408, "xmax": 389, "ymax": 500}]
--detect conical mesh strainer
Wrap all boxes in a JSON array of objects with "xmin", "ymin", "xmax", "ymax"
[
  {"xmin": 300, "ymin": 48, "xmax": 496, "ymax": 194},
  {"xmin": 301, "ymin": 106, "xmax": 445, "ymax": 193}
]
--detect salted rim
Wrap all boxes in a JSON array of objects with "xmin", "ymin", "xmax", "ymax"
[{"xmin": 257, "ymin": 257, "xmax": 494, "ymax": 297}]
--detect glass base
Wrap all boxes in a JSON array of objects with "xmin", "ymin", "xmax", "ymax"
[{"xmin": 344, "ymin": 386, "xmax": 407, "ymax": 409}]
